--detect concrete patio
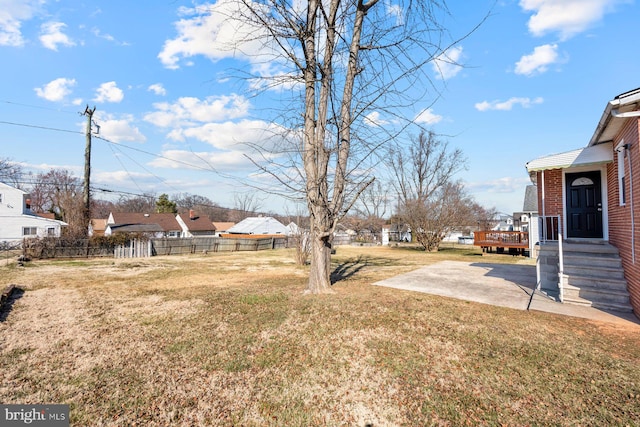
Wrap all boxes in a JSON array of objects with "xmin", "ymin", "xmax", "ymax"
[{"xmin": 373, "ymin": 260, "xmax": 639, "ymax": 328}]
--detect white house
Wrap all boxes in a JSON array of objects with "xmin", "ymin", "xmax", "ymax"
[{"xmin": 0, "ymin": 182, "xmax": 67, "ymax": 242}]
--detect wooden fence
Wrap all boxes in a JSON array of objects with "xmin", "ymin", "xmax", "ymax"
[{"xmin": 150, "ymin": 236, "xmax": 288, "ymax": 256}]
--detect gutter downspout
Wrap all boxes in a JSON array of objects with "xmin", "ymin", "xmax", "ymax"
[{"xmin": 627, "ymin": 144, "xmax": 636, "ymax": 263}]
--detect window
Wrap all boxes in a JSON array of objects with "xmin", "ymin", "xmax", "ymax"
[
  {"xmin": 23, "ymin": 227, "xmax": 38, "ymax": 236},
  {"xmin": 0, "ymin": 193, "xmax": 3, "ymax": 203},
  {"xmin": 47, "ymin": 227, "xmax": 55, "ymax": 236},
  {"xmin": 616, "ymin": 140, "xmax": 627, "ymax": 206}
]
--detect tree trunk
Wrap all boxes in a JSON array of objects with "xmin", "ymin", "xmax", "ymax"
[{"xmin": 306, "ymin": 228, "xmax": 334, "ymax": 294}]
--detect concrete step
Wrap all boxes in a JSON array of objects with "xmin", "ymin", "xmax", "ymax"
[
  {"xmin": 564, "ymin": 274, "xmax": 629, "ymax": 292},
  {"xmin": 562, "ymin": 295, "xmax": 634, "ymax": 312},
  {"xmin": 563, "ymin": 254, "xmax": 622, "ymax": 268},
  {"xmin": 562, "ymin": 279, "xmax": 634, "ymax": 312},
  {"xmin": 563, "ymin": 283, "xmax": 631, "ymax": 305},
  {"xmin": 562, "ymin": 241, "xmax": 620, "ymax": 255},
  {"xmin": 563, "ymin": 265, "xmax": 625, "ymax": 280}
]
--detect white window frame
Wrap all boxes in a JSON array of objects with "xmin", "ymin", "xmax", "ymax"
[{"xmin": 23, "ymin": 227, "xmax": 38, "ymax": 236}]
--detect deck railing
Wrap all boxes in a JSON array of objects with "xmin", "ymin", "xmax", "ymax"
[{"xmin": 473, "ymin": 231, "xmax": 529, "ymax": 248}]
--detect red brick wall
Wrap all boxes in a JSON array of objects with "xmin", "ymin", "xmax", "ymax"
[{"xmin": 607, "ymin": 118, "xmax": 640, "ymax": 315}]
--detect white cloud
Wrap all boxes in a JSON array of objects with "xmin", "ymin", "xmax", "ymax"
[
  {"xmin": 34, "ymin": 77, "xmax": 77, "ymax": 102},
  {"xmin": 158, "ymin": 0, "xmax": 287, "ymax": 80},
  {"xmin": 514, "ymin": 44, "xmax": 558, "ymax": 76},
  {"xmin": 159, "ymin": 1, "xmax": 260, "ymax": 69},
  {"xmin": 148, "ymin": 83, "xmax": 167, "ymax": 96},
  {"xmin": 93, "ymin": 81, "xmax": 124, "ymax": 103},
  {"xmin": 364, "ymin": 111, "xmax": 389, "ymax": 127},
  {"xmin": 467, "ymin": 176, "xmax": 531, "ymax": 194},
  {"xmin": 520, "ymin": 0, "xmax": 622, "ymax": 40},
  {"xmin": 475, "ymin": 97, "xmax": 543, "ymax": 112},
  {"xmin": 94, "ymin": 113, "xmax": 146, "ymax": 143},
  {"xmin": 0, "ymin": 0, "xmax": 42, "ymax": 47},
  {"xmin": 432, "ymin": 46, "xmax": 464, "ymax": 80},
  {"xmin": 180, "ymin": 120, "xmax": 285, "ymax": 150},
  {"xmin": 415, "ymin": 108, "xmax": 443, "ymax": 125},
  {"xmin": 39, "ymin": 21, "xmax": 75, "ymax": 51},
  {"xmin": 144, "ymin": 94, "xmax": 250, "ymax": 128},
  {"xmin": 386, "ymin": 4, "xmax": 404, "ymax": 26},
  {"xmin": 149, "ymin": 149, "xmax": 253, "ymax": 171}
]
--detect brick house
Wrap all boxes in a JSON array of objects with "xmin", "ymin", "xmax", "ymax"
[{"xmin": 526, "ymin": 88, "xmax": 640, "ymax": 316}]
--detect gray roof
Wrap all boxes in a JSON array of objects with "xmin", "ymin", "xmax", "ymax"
[
  {"xmin": 522, "ymin": 185, "xmax": 538, "ymax": 213},
  {"xmin": 226, "ymin": 217, "xmax": 289, "ymax": 235}
]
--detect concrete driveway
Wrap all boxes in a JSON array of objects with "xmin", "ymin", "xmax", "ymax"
[{"xmin": 373, "ymin": 260, "xmax": 639, "ymax": 327}]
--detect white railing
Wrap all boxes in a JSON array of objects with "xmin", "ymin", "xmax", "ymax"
[
  {"xmin": 538, "ymin": 215, "xmax": 561, "ymax": 242},
  {"xmin": 558, "ymin": 234, "xmax": 564, "ymax": 303}
]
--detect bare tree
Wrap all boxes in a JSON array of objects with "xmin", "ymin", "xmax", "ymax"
[
  {"xmin": 91, "ymin": 199, "xmax": 116, "ymax": 220},
  {"xmin": 222, "ymin": 1, "xmax": 482, "ymax": 292},
  {"xmin": 30, "ymin": 169, "xmax": 85, "ymax": 237},
  {"xmin": 390, "ymin": 130, "xmax": 469, "ymax": 251},
  {"xmin": 231, "ymin": 192, "xmax": 263, "ymax": 222},
  {"xmin": 115, "ymin": 194, "xmax": 156, "ymax": 213},
  {"xmin": 0, "ymin": 157, "xmax": 23, "ymax": 187}
]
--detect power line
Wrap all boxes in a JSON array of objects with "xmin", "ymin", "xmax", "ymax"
[
  {"xmin": 0, "ymin": 120, "xmax": 81, "ymax": 134},
  {"xmin": 93, "ymin": 135, "xmax": 220, "ymax": 174},
  {"xmin": 1, "ymin": 100, "xmax": 79, "ymax": 115}
]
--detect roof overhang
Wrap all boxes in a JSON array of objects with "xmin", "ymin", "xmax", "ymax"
[
  {"xmin": 589, "ymin": 87, "xmax": 640, "ymax": 146},
  {"xmin": 526, "ymin": 142, "xmax": 613, "ymax": 173}
]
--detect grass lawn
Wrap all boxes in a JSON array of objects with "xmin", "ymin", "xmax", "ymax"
[{"xmin": 1, "ymin": 245, "xmax": 639, "ymax": 426}]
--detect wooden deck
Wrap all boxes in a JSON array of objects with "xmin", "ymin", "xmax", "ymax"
[{"xmin": 473, "ymin": 231, "xmax": 529, "ymax": 255}]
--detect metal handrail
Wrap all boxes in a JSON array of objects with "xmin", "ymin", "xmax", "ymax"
[{"xmin": 558, "ymin": 234, "xmax": 564, "ymax": 302}]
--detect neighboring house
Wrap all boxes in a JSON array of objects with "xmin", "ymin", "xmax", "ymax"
[
  {"xmin": 89, "ymin": 219, "xmax": 107, "ymax": 237},
  {"xmin": 212, "ymin": 222, "xmax": 235, "ymax": 237},
  {"xmin": 492, "ymin": 214, "xmax": 514, "ymax": 231},
  {"xmin": 105, "ymin": 212, "xmax": 182, "ymax": 238},
  {"xmin": 0, "ymin": 182, "xmax": 67, "ymax": 242},
  {"xmin": 286, "ymin": 222, "xmax": 300, "ymax": 235},
  {"xmin": 176, "ymin": 210, "xmax": 217, "ymax": 237},
  {"xmin": 388, "ymin": 223, "xmax": 411, "ymax": 242},
  {"xmin": 512, "ymin": 185, "xmax": 539, "ymax": 257},
  {"xmin": 526, "ymin": 87, "xmax": 640, "ymax": 315},
  {"xmin": 226, "ymin": 216, "xmax": 289, "ymax": 235}
]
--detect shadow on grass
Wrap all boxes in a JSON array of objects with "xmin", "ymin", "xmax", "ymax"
[
  {"xmin": 0, "ymin": 287, "xmax": 24, "ymax": 322},
  {"xmin": 331, "ymin": 255, "xmax": 395, "ymax": 284}
]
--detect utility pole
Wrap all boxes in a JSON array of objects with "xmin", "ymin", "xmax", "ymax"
[{"xmin": 82, "ymin": 105, "xmax": 96, "ymax": 237}]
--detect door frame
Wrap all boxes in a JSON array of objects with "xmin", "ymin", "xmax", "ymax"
[{"xmin": 562, "ymin": 165, "xmax": 608, "ymax": 240}]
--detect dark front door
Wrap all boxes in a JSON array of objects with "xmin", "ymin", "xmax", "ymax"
[{"xmin": 565, "ymin": 171, "xmax": 603, "ymax": 238}]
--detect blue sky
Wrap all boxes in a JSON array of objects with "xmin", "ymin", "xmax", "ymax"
[{"xmin": 0, "ymin": 0, "xmax": 638, "ymax": 217}]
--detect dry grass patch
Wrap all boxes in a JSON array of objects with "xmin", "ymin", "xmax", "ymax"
[{"xmin": 1, "ymin": 245, "xmax": 639, "ymax": 426}]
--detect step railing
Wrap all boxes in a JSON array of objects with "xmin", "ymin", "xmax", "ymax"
[
  {"xmin": 558, "ymin": 234, "xmax": 564, "ymax": 302},
  {"xmin": 539, "ymin": 215, "xmax": 561, "ymax": 243}
]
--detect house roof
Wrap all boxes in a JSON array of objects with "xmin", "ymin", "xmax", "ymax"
[
  {"xmin": 36, "ymin": 212, "xmax": 57, "ymax": 220},
  {"xmin": 522, "ymin": 185, "xmax": 538, "ymax": 213},
  {"xmin": 226, "ymin": 217, "xmax": 288, "ymax": 235},
  {"xmin": 108, "ymin": 223, "xmax": 164, "ymax": 233},
  {"xmin": 525, "ymin": 142, "xmax": 613, "ymax": 173},
  {"xmin": 109, "ymin": 212, "xmax": 181, "ymax": 231},
  {"xmin": 590, "ymin": 87, "xmax": 640, "ymax": 146},
  {"xmin": 212, "ymin": 222, "xmax": 235, "ymax": 231},
  {"xmin": 178, "ymin": 213, "xmax": 216, "ymax": 232}
]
